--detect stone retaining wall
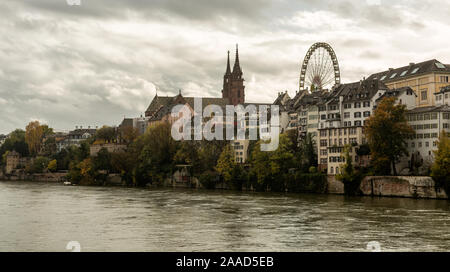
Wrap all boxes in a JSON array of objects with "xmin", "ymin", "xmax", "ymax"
[{"xmin": 360, "ymin": 176, "xmax": 447, "ymax": 199}]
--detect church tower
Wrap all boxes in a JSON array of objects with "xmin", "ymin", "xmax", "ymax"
[{"xmin": 222, "ymin": 44, "xmax": 245, "ymax": 105}]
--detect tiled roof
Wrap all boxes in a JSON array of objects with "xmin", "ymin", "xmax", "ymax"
[
  {"xmin": 317, "ymin": 79, "xmax": 387, "ymax": 105},
  {"xmin": 376, "ymin": 86, "xmax": 416, "ymax": 102},
  {"xmin": 367, "ymin": 59, "xmax": 450, "ymax": 82}
]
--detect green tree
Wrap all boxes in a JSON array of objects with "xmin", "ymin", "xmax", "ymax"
[
  {"xmin": 134, "ymin": 122, "xmax": 178, "ymax": 186},
  {"xmin": 93, "ymin": 147, "xmax": 112, "ymax": 172},
  {"xmin": 95, "ymin": 126, "xmax": 117, "ymax": 143},
  {"xmin": 364, "ymin": 97, "xmax": 413, "ymax": 175},
  {"xmin": 431, "ymin": 131, "xmax": 450, "ymax": 194},
  {"xmin": 215, "ymin": 144, "xmax": 235, "ymax": 183},
  {"xmin": 27, "ymin": 156, "xmax": 50, "ymax": 173},
  {"xmin": 337, "ymin": 145, "xmax": 364, "ymax": 195},
  {"xmin": 299, "ymin": 132, "xmax": 317, "ymax": 171},
  {"xmin": 0, "ymin": 129, "xmax": 29, "ymax": 162}
]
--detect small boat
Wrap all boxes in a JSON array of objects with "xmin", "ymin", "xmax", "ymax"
[{"xmin": 63, "ymin": 181, "xmax": 72, "ymax": 186}]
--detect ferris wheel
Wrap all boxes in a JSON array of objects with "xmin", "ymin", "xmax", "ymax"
[{"xmin": 299, "ymin": 42, "xmax": 341, "ymax": 91}]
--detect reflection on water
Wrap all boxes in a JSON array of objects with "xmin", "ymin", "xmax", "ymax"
[{"xmin": 0, "ymin": 181, "xmax": 450, "ymax": 252}]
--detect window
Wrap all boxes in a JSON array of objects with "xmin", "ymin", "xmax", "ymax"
[
  {"xmin": 390, "ymin": 73, "xmax": 397, "ymax": 79},
  {"xmin": 354, "ymin": 102, "xmax": 361, "ymax": 108},
  {"xmin": 344, "ymin": 103, "xmax": 352, "ymax": 109},
  {"xmin": 344, "ymin": 112, "xmax": 350, "ymax": 119},
  {"xmin": 363, "ymin": 101, "xmax": 370, "ymax": 107},
  {"xmin": 354, "ymin": 112, "xmax": 361, "ymax": 118},
  {"xmin": 330, "ymin": 167, "xmax": 334, "ymax": 174},
  {"xmin": 355, "ymin": 121, "xmax": 362, "ymax": 126},
  {"xmin": 363, "ymin": 111, "xmax": 371, "ymax": 117},
  {"xmin": 441, "ymin": 76, "xmax": 449, "ymax": 83},
  {"xmin": 421, "ymin": 90, "xmax": 428, "ymax": 101},
  {"xmin": 411, "ymin": 67, "xmax": 419, "ymax": 74},
  {"xmin": 400, "ymin": 70, "xmax": 408, "ymax": 77},
  {"xmin": 380, "ymin": 75, "xmax": 387, "ymax": 81},
  {"xmin": 436, "ymin": 62, "xmax": 446, "ymax": 69},
  {"xmin": 320, "ymin": 140, "xmax": 327, "ymax": 147}
]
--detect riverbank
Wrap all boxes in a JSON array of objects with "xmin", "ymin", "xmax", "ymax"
[{"xmin": 2, "ymin": 172, "xmax": 447, "ymax": 200}]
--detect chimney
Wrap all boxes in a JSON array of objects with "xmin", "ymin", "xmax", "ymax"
[
  {"xmin": 389, "ymin": 68, "xmax": 394, "ymax": 71},
  {"xmin": 75, "ymin": 126, "xmax": 78, "ymax": 129},
  {"xmin": 80, "ymin": 126, "xmax": 83, "ymax": 129},
  {"xmin": 409, "ymin": 62, "xmax": 415, "ymax": 66}
]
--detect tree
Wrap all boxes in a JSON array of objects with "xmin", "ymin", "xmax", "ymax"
[
  {"xmin": 134, "ymin": 122, "xmax": 179, "ymax": 185},
  {"xmin": 0, "ymin": 129, "xmax": 29, "ymax": 161},
  {"xmin": 215, "ymin": 144, "xmax": 235, "ymax": 183},
  {"xmin": 41, "ymin": 136, "xmax": 57, "ymax": 156},
  {"xmin": 364, "ymin": 97, "xmax": 413, "ymax": 175},
  {"xmin": 299, "ymin": 132, "xmax": 317, "ymax": 171},
  {"xmin": 27, "ymin": 156, "xmax": 50, "ymax": 173},
  {"xmin": 25, "ymin": 121, "xmax": 45, "ymax": 155},
  {"xmin": 93, "ymin": 147, "xmax": 112, "ymax": 172},
  {"xmin": 337, "ymin": 145, "xmax": 364, "ymax": 195},
  {"xmin": 120, "ymin": 126, "xmax": 139, "ymax": 145},
  {"xmin": 48, "ymin": 159, "xmax": 57, "ymax": 172},
  {"xmin": 96, "ymin": 126, "xmax": 117, "ymax": 143},
  {"xmin": 431, "ymin": 131, "xmax": 450, "ymax": 194},
  {"xmin": 248, "ymin": 133, "xmax": 295, "ymax": 190}
]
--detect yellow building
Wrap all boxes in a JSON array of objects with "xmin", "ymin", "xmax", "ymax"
[{"xmin": 368, "ymin": 59, "xmax": 450, "ymax": 107}]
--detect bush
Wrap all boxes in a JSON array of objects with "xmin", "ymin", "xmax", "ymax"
[
  {"xmin": 199, "ymin": 171, "xmax": 219, "ymax": 189},
  {"xmin": 286, "ymin": 173, "xmax": 327, "ymax": 193},
  {"xmin": 27, "ymin": 156, "xmax": 50, "ymax": 174}
]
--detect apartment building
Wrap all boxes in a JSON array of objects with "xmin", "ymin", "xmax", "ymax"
[
  {"xmin": 435, "ymin": 85, "xmax": 450, "ymax": 106},
  {"xmin": 400, "ymin": 105, "xmax": 450, "ymax": 173},
  {"xmin": 368, "ymin": 59, "xmax": 450, "ymax": 108},
  {"xmin": 317, "ymin": 79, "xmax": 389, "ymax": 173}
]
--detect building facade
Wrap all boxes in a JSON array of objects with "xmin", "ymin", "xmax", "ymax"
[{"xmin": 368, "ymin": 59, "xmax": 450, "ymax": 108}]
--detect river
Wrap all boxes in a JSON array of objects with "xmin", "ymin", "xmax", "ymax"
[{"xmin": 0, "ymin": 181, "xmax": 449, "ymax": 252}]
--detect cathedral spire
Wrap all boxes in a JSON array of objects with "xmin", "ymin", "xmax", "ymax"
[
  {"xmin": 232, "ymin": 44, "xmax": 242, "ymax": 77},
  {"xmin": 225, "ymin": 50, "xmax": 231, "ymax": 75}
]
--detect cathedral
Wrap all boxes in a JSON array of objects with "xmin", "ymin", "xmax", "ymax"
[{"xmin": 144, "ymin": 45, "xmax": 246, "ymax": 121}]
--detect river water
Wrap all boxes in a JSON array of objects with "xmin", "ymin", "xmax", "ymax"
[{"xmin": 1, "ymin": 181, "xmax": 450, "ymax": 252}]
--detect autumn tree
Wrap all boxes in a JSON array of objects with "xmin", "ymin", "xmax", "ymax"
[
  {"xmin": 48, "ymin": 159, "xmax": 57, "ymax": 172},
  {"xmin": 120, "ymin": 126, "xmax": 140, "ymax": 145},
  {"xmin": 364, "ymin": 97, "xmax": 413, "ymax": 175},
  {"xmin": 431, "ymin": 131, "xmax": 450, "ymax": 194},
  {"xmin": 25, "ymin": 121, "xmax": 45, "ymax": 155}
]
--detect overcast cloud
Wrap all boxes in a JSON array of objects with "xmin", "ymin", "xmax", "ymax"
[{"xmin": 1, "ymin": 0, "xmax": 450, "ymax": 134}]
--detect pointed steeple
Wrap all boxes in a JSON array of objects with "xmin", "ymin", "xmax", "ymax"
[
  {"xmin": 232, "ymin": 44, "xmax": 242, "ymax": 77},
  {"xmin": 225, "ymin": 50, "xmax": 231, "ymax": 75}
]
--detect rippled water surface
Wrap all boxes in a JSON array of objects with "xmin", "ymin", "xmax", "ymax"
[{"xmin": 1, "ymin": 181, "xmax": 450, "ymax": 252}]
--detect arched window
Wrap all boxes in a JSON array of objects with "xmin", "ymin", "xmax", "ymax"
[
  {"xmin": 330, "ymin": 167, "xmax": 334, "ymax": 174},
  {"xmin": 336, "ymin": 167, "xmax": 339, "ymax": 174}
]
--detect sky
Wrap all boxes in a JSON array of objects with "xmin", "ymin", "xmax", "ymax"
[{"xmin": 1, "ymin": 0, "xmax": 450, "ymax": 134}]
